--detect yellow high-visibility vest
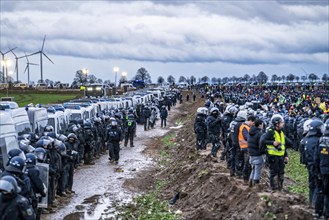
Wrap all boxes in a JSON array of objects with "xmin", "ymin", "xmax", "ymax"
[{"xmin": 266, "ymin": 129, "xmax": 285, "ymax": 156}]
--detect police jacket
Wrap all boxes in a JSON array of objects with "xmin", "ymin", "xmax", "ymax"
[
  {"xmin": 315, "ymin": 136, "xmax": 329, "ymax": 175},
  {"xmin": 194, "ymin": 114, "xmax": 207, "ymax": 134},
  {"xmin": 106, "ymin": 126, "xmax": 122, "ymax": 142},
  {"xmin": 206, "ymin": 115, "xmax": 221, "ymax": 135},
  {"xmin": 221, "ymin": 112, "xmax": 234, "ymax": 134},
  {"xmin": 47, "ymin": 149, "xmax": 61, "ymax": 176},
  {"xmin": 302, "ymin": 133, "xmax": 321, "ymax": 165},
  {"xmin": 260, "ymin": 127, "xmax": 291, "ymax": 157},
  {"xmin": 0, "ymin": 193, "xmax": 35, "ymax": 220},
  {"xmin": 26, "ymin": 165, "xmax": 46, "ymax": 197},
  {"xmin": 247, "ymin": 126, "xmax": 265, "ymax": 156},
  {"xmin": 0, "ymin": 171, "xmax": 32, "ymax": 201},
  {"xmin": 230, "ymin": 117, "xmax": 245, "ymax": 146},
  {"xmin": 143, "ymin": 108, "xmax": 151, "ymax": 118},
  {"xmin": 160, "ymin": 108, "xmax": 168, "ymax": 119},
  {"xmin": 125, "ymin": 114, "xmax": 136, "ymax": 131}
]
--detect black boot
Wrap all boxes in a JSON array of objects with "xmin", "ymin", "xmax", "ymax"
[{"xmin": 169, "ymin": 192, "xmax": 180, "ymax": 205}]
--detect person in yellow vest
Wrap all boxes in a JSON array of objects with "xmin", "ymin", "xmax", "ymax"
[
  {"xmin": 238, "ymin": 115, "xmax": 256, "ymax": 183},
  {"xmin": 260, "ymin": 114, "xmax": 292, "ymax": 191}
]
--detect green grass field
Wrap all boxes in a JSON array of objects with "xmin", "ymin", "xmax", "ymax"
[
  {"xmin": 285, "ymin": 149, "xmax": 308, "ymax": 199},
  {"xmin": 0, "ymin": 92, "xmax": 83, "ymax": 107}
]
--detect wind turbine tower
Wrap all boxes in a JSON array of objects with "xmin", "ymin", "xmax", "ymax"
[{"xmin": 29, "ymin": 35, "xmax": 54, "ymax": 82}]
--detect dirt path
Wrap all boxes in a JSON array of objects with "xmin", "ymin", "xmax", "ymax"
[{"xmin": 42, "ymin": 105, "xmax": 181, "ymax": 220}]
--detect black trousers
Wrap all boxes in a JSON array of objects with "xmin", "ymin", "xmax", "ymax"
[
  {"xmin": 109, "ymin": 142, "xmax": 120, "ymax": 161},
  {"xmin": 124, "ymin": 130, "xmax": 134, "ymax": 147},
  {"xmin": 267, "ymin": 155, "xmax": 285, "ymax": 190}
]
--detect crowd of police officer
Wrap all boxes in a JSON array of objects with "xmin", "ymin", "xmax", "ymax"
[
  {"xmin": 194, "ymin": 85, "xmax": 329, "ymax": 220},
  {"xmin": 0, "ymin": 90, "xmax": 179, "ymax": 220}
]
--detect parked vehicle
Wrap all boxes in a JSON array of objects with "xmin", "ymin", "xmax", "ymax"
[
  {"xmin": 26, "ymin": 107, "xmax": 48, "ymax": 137},
  {"xmin": 35, "ymin": 83, "xmax": 48, "ymax": 89},
  {"xmin": 47, "ymin": 107, "xmax": 67, "ymax": 134},
  {"xmin": 0, "ymin": 111, "xmax": 19, "ymax": 169},
  {"xmin": 14, "ymin": 83, "xmax": 29, "ymax": 89}
]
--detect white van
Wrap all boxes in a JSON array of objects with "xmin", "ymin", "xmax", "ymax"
[
  {"xmin": 47, "ymin": 108, "xmax": 67, "ymax": 134},
  {"xmin": 14, "ymin": 83, "xmax": 29, "ymax": 89},
  {"xmin": 8, "ymin": 108, "xmax": 32, "ymax": 136},
  {"xmin": 120, "ymin": 83, "xmax": 136, "ymax": 90},
  {"xmin": 26, "ymin": 107, "xmax": 49, "ymax": 137},
  {"xmin": 0, "ymin": 111, "xmax": 20, "ymax": 169},
  {"xmin": 35, "ymin": 83, "xmax": 47, "ymax": 89}
]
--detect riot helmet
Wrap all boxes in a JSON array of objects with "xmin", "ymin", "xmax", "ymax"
[
  {"xmin": 25, "ymin": 153, "xmax": 37, "ymax": 166},
  {"xmin": 6, "ymin": 156, "xmax": 26, "ymax": 173},
  {"xmin": 237, "ymin": 110, "xmax": 248, "ymax": 120},
  {"xmin": 307, "ymin": 120, "xmax": 324, "ymax": 136},
  {"xmin": 0, "ymin": 175, "xmax": 21, "ymax": 194},
  {"xmin": 19, "ymin": 140, "xmax": 35, "ymax": 154},
  {"xmin": 303, "ymin": 119, "xmax": 313, "ymax": 135},
  {"xmin": 271, "ymin": 114, "xmax": 284, "ymax": 126},
  {"xmin": 44, "ymin": 125, "xmax": 54, "ymax": 132},
  {"xmin": 110, "ymin": 120, "xmax": 118, "ymax": 127},
  {"xmin": 34, "ymin": 147, "xmax": 46, "ymax": 162},
  {"xmin": 210, "ymin": 107, "xmax": 219, "ymax": 115},
  {"xmin": 197, "ymin": 107, "xmax": 208, "ymax": 115},
  {"xmin": 7, "ymin": 148, "xmax": 26, "ymax": 164}
]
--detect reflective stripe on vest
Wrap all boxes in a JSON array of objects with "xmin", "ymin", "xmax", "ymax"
[
  {"xmin": 266, "ymin": 130, "xmax": 285, "ymax": 156},
  {"xmin": 238, "ymin": 123, "xmax": 250, "ymax": 149}
]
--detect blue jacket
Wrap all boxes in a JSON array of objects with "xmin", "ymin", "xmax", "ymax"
[
  {"xmin": 315, "ymin": 136, "xmax": 329, "ymax": 175},
  {"xmin": 303, "ymin": 134, "xmax": 321, "ymax": 165},
  {"xmin": 206, "ymin": 115, "xmax": 221, "ymax": 135}
]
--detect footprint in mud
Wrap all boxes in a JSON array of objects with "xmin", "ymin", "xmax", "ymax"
[
  {"xmin": 82, "ymin": 194, "xmax": 101, "ymax": 204},
  {"xmin": 63, "ymin": 212, "xmax": 84, "ymax": 220}
]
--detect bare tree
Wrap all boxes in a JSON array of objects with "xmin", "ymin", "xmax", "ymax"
[
  {"xmin": 308, "ymin": 73, "xmax": 318, "ymax": 82},
  {"xmin": 286, "ymin": 73, "xmax": 295, "ymax": 82},
  {"xmin": 271, "ymin": 74, "xmax": 278, "ymax": 82},
  {"xmin": 135, "ymin": 67, "xmax": 151, "ymax": 83},
  {"xmin": 201, "ymin": 76, "xmax": 209, "ymax": 83},
  {"xmin": 167, "ymin": 75, "xmax": 175, "ymax": 84},
  {"xmin": 178, "ymin": 76, "xmax": 186, "ymax": 82},
  {"xmin": 157, "ymin": 76, "xmax": 165, "ymax": 84}
]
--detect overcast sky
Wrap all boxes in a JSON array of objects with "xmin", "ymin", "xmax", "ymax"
[{"xmin": 0, "ymin": 0, "xmax": 328, "ymax": 84}]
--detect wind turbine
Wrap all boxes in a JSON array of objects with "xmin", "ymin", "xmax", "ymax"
[
  {"xmin": 23, "ymin": 53, "xmax": 38, "ymax": 85},
  {"xmin": 11, "ymin": 49, "xmax": 25, "ymax": 82},
  {"xmin": 29, "ymin": 35, "xmax": 54, "ymax": 82},
  {"xmin": 0, "ymin": 47, "xmax": 16, "ymax": 82}
]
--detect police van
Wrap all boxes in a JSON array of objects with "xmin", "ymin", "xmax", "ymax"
[
  {"xmin": 47, "ymin": 107, "xmax": 67, "ymax": 135},
  {"xmin": 26, "ymin": 107, "xmax": 49, "ymax": 137},
  {"xmin": 0, "ymin": 111, "xmax": 19, "ymax": 169},
  {"xmin": 64, "ymin": 103, "xmax": 88, "ymax": 121},
  {"xmin": 0, "ymin": 102, "xmax": 32, "ymax": 137}
]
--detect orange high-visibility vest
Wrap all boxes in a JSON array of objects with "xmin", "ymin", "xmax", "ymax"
[{"xmin": 238, "ymin": 123, "xmax": 250, "ymax": 149}]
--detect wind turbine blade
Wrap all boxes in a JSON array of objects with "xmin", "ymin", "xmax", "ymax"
[
  {"xmin": 29, "ymin": 63, "xmax": 38, "ymax": 66},
  {"xmin": 10, "ymin": 49, "xmax": 17, "ymax": 57},
  {"xmin": 25, "ymin": 52, "xmax": 29, "ymax": 62},
  {"xmin": 5, "ymin": 47, "xmax": 17, "ymax": 54},
  {"xmin": 28, "ymin": 51, "xmax": 40, "ymax": 56},
  {"xmin": 24, "ymin": 65, "xmax": 28, "ymax": 73},
  {"xmin": 41, "ymin": 35, "xmax": 46, "ymax": 51},
  {"xmin": 43, "ymin": 52, "xmax": 54, "ymax": 64}
]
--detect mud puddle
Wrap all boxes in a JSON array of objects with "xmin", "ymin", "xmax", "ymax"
[{"xmin": 42, "ymin": 107, "xmax": 180, "ymax": 220}]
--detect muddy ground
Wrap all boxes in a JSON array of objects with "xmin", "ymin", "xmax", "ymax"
[
  {"xmin": 43, "ymin": 92, "xmax": 314, "ymax": 220},
  {"xmin": 122, "ymin": 93, "xmax": 313, "ymax": 220},
  {"xmin": 42, "ymin": 105, "xmax": 181, "ymax": 220}
]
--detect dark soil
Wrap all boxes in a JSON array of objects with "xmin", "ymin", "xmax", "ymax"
[{"xmin": 123, "ymin": 90, "xmax": 313, "ymax": 220}]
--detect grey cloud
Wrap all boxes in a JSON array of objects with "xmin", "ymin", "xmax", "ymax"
[{"xmin": 0, "ymin": 0, "xmax": 328, "ymax": 68}]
